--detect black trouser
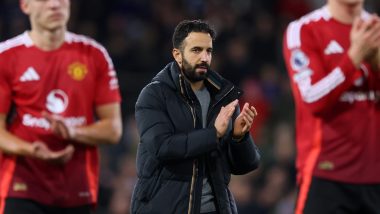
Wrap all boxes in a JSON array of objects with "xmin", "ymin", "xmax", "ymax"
[
  {"xmin": 303, "ymin": 177, "xmax": 380, "ymax": 214},
  {"xmin": 3, "ymin": 198, "xmax": 93, "ymax": 214}
]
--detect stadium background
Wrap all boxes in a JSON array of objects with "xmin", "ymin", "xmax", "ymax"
[{"xmin": 1, "ymin": 0, "xmax": 379, "ymax": 213}]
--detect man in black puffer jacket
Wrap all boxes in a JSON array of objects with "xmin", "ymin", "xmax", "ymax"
[{"xmin": 131, "ymin": 20, "xmax": 260, "ymax": 214}]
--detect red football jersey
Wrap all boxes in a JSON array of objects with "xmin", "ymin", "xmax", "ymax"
[
  {"xmin": 283, "ymin": 7, "xmax": 380, "ymax": 184},
  {"xmin": 0, "ymin": 32, "xmax": 121, "ymax": 207}
]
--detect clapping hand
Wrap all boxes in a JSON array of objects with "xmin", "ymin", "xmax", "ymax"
[
  {"xmin": 214, "ymin": 100, "xmax": 239, "ymax": 138},
  {"xmin": 232, "ymin": 102, "xmax": 257, "ymax": 140},
  {"xmin": 42, "ymin": 111, "xmax": 76, "ymax": 140},
  {"xmin": 31, "ymin": 141, "xmax": 74, "ymax": 164},
  {"xmin": 349, "ymin": 15, "xmax": 380, "ymax": 68}
]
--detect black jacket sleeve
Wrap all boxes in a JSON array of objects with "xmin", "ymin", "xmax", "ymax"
[{"xmin": 225, "ymin": 107, "xmax": 260, "ymax": 175}]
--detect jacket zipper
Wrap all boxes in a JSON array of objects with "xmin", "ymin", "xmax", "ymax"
[
  {"xmin": 187, "ymin": 99, "xmax": 197, "ymax": 214},
  {"xmin": 188, "ymin": 159, "xmax": 198, "ymax": 214},
  {"xmin": 179, "ymin": 74, "xmax": 198, "ymax": 214}
]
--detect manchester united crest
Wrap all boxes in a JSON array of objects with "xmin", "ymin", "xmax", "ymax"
[{"xmin": 68, "ymin": 62, "xmax": 88, "ymax": 81}]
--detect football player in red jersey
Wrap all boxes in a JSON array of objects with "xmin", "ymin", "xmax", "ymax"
[
  {"xmin": 0, "ymin": 0, "xmax": 122, "ymax": 213},
  {"xmin": 283, "ymin": 0, "xmax": 380, "ymax": 213}
]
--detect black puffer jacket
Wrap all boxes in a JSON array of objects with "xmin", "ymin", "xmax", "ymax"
[{"xmin": 131, "ymin": 62, "xmax": 260, "ymax": 214}]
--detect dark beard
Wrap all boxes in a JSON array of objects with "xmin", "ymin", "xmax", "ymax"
[{"xmin": 182, "ymin": 59, "xmax": 210, "ymax": 83}]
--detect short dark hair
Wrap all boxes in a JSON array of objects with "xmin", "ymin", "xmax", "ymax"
[{"xmin": 172, "ymin": 20, "xmax": 216, "ymax": 50}]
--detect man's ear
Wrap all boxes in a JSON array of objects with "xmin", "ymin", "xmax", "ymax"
[
  {"xmin": 20, "ymin": 0, "xmax": 30, "ymax": 14},
  {"xmin": 172, "ymin": 48, "xmax": 182, "ymax": 66}
]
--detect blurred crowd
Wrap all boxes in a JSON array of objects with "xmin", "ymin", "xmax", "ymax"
[{"xmin": 1, "ymin": 0, "xmax": 380, "ymax": 213}]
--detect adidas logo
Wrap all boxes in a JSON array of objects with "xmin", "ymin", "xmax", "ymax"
[
  {"xmin": 20, "ymin": 67, "xmax": 40, "ymax": 82},
  {"xmin": 324, "ymin": 40, "xmax": 343, "ymax": 55}
]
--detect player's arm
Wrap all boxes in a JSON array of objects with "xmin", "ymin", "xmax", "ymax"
[
  {"xmin": 283, "ymin": 16, "xmax": 380, "ymax": 115},
  {"xmin": 44, "ymin": 103, "xmax": 122, "ymax": 146},
  {"xmin": 71, "ymin": 103, "xmax": 122, "ymax": 145},
  {"xmin": 0, "ymin": 114, "xmax": 74, "ymax": 163},
  {"xmin": 0, "ymin": 114, "xmax": 35, "ymax": 156}
]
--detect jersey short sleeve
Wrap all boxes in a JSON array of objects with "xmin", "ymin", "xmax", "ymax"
[{"xmin": 92, "ymin": 45, "xmax": 121, "ymax": 106}]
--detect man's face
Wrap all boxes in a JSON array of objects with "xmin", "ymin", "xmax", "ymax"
[
  {"xmin": 21, "ymin": 0, "xmax": 70, "ymax": 31},
  {"xmin": 180, "ymin": 32, "xmax": 213, "ymax": 83}
]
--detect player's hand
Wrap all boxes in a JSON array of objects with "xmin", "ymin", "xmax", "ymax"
[
  {"xmin": 233, "ymin": 103, "xmax": 258, "ymax": 140},
  {"xmin": 349, "ymin": 15, "xmax": 380, "ymax": 67},
  {"xmin": 42, "ymin": 111, "xmax": 76, "ymax": 140},
  {"xmin": 366, "ymin": 47, "xmax": 380, "ymax": 71},
  {"xmin": 214, "ymin": 99, "xmax": 238, "ymax": 138},
  {"xmin": 32, "ymin": 141, "xmax": 74, "ymax": 164}
]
